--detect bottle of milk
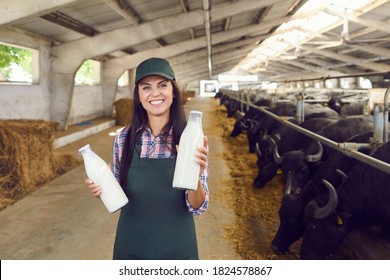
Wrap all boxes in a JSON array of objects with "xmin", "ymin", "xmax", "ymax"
[
  {"xmin": 173, "ymin": 110, "xmax": 204, "ymax": 191},
  {"xmin": 79, "ymin": 144, "xmax": 129, "ymax": 213}
]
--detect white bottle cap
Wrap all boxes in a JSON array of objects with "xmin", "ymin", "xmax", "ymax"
[
  {"xmin": 189, "ymin": 110, "xmax": 203, "ymax": 117},
  {"xmin": 78, "ymin": 144, "xmax": 91, "ymax": 153}
]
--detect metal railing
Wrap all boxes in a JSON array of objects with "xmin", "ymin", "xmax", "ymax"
[{"xmin": 222, "ymin": 90, "xmax": 390, "ymax": 175}]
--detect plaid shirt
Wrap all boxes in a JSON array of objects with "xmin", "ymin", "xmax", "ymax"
[{"xmin": 112, "ymin": 126, "xmax": 209, "ymax": 216}]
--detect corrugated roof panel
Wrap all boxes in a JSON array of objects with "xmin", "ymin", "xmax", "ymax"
[
  {"xmin": 13, "ymin": 17, "xmax": 84, "ymax": 42},
  {"xmin": 128, "ymin": 0, "xmax": 183, "ymax": 21}
]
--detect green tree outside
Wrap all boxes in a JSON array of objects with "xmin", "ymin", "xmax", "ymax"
[
  {"xmin": 0, "ymin": 44, "xmax": 32, "ymax": 82},
  {"xmin": 75, "ymin": 60, "xmax": 94, "ymax": 85},
  {"xmin": 0, "ymin": 44, "xmax": 95, "ymax": 84}
]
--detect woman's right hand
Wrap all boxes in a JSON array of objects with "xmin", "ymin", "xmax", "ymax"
[{"xmin": 85, "ymin": 179, "xmax": 102, "ymax": 198}]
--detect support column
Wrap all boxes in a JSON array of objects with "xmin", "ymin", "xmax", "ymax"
[
  {"xmin": 49, "ymin": 71, "xmax": 76, "ymax": 130},
  {"xmin": 128, "ymin": 68, "xmax": 136, "ymax": 98},
  {"xmin": 101, "ymin": 61, "xmax": 123, "ymax": 117},
  {"xmin": 49, "ymin": 51, "xmax": 81, "ymax": 130}
]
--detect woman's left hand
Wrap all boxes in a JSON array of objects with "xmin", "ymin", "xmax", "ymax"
[{"xmin": 196, "ymin": 136, "xmax": 208, "ymax": 176}]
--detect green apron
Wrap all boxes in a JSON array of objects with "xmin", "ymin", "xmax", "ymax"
[{"xmin": 113, "ymin": 145, "xmax": 199, "ymax": 260}]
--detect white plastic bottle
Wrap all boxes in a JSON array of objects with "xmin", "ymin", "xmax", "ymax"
[
  {"xmin": 173, "ymin": 110, "xmax": 204, "ymax": 191},
  {"xmin": 79, "ymin": 144, "xmax": 129, "ymax": 213}
]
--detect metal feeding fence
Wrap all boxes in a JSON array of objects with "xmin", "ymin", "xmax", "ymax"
[{"xmin": 220, "ymin": 82, "xmax": 390, "ymax": 175}]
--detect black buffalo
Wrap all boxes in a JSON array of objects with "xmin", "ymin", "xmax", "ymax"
[
  {"xmin": 244, "ymin": 100, "xmax": 297, "ymax": 153},
  {"xmin": 215, "ymin": 90, "xmax": 244, "ymax": 118},
  {"xmin": 230, "ymin": 98, "xmax": 272, "ymax": 138},
  {"xmin": 300, "ymin": 140, "xmax": 390, "ymax": 259},
  {"xmin": 271, "ymin": 131, "xmax": 374, "ymax": 254},
  {"xmin": 254, "ymin": 117, "xmax": 337, "ymax": 188},
  {"xmin": 241, "ymin": 102, "xmax": 338, "ymax": 154},
  {"xmin": 274, "ymin": 116, "xmax": 373, "ymax": 192},
  {"xmin": 327, "ymin": 93, "xmax": 366, "ymax": 116}
]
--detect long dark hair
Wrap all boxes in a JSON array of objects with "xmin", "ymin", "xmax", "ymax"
[{"xmin": 119, "ymin": 80, "xmax": 187, "ymax": 188}]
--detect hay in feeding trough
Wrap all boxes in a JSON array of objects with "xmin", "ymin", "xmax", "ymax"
[
  {"xmin": 182, "ymin": 91, "xmax": 195, "ymax": 104},
  {"xmin": 114, "ymin": 98, "xmax": 133, "ymax": 126}
]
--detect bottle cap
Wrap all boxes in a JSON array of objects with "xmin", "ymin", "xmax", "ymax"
[
  {"xmin": 189, "ymin": 110, "xmax": 203, "ymax": 117},
  {"xmin": 78, "ymin": 144, "xmax": 91, "ymax": 153}
]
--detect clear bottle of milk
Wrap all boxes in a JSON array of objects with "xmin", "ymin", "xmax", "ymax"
[
  {"xmin": 79, "ymin": 144, "xmax": 129, "ymax": 213},
  {"xmin": 173, "ymin": 110, "xmax": 204, "ymax": 191}
]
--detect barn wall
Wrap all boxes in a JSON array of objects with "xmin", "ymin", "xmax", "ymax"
[
  {"xmin": 0, "ymin": 84, "xmax": 109, "ymax": 126},
  {"xmin": 0, "ymin": 84, "xmax": 50, "ymax": 120},
  {"xmin": 68, "ymin": 85, "xmax": 103, "ymax": 125},
  {"xmin": 116, "ymin": 85, "xmax": 132, "ymax": 101}
]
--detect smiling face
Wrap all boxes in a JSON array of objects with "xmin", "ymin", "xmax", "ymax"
[{"xmin": 138, "ymin": 75, "xmax": 174, "ymax": 120}]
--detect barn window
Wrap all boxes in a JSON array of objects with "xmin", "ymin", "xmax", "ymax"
[
  {"xmin": 0, "ymin": 43, "xmax": 36, "ymax": 84},
  {"xmin": 358, "ymin": 77, "xmax": 372, "ymax": 89},
  {"xmin": 75, "ymin": 59, "xmax": 100, "ymax": 85},
  {"xmin": 200, "ymin": 80, "xmax": 219, "ymax": 97},
  {"xmin": 118, "ymin": 70, "xmax": 129, "ymax": 86}
]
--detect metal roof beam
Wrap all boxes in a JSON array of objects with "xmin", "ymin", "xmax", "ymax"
[
  {"xmin": 40, "ymin": 11, "xmax": 98, "ymax": 37},
  {"xmin": 349, "ymin": 44, "xmax": 390, "ymax": 58},
  {"xmin": 104, "ymin": 8, "xmax": 319, "ymax": 78},
  {"xmin": 179, "ymin": 59, "xmax": 244, "ymax": 84},
  {"xmin": 279, "ymin": 59, "xmax": 344, "ymax": 76},
  {"xmin": 325, "ymin": 8, "xmax": 390, "ymax": 34},
  {"xmin": 301, "ymin": 45, "xmax": 390, "ymax": 72},
  {"xmin": 173, "ymin": 46, "xmax": 252, "ymax": 74},
  {"xmin": 169, "ymin": 36, "xmax": 259, "ymax": 66},
  {"xmin": 52, "ymin": 0, "xmax": 288, "ymax": 70}
]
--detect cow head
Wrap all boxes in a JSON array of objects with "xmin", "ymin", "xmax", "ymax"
[
  {"xmin": 226, "ymin": 100, "xmax": 240, "ymax": 118},
  {"xmin": 271, "ymin": 186, "xmax": 305, "ymax": 254},
  {"xmin": 327, "ymin": 94, "xmax": 344, "ymax": 114},
  {"xmin": 300, "ymin": 180, "xmax": 352, "ymax": 259},
  {"xmin": 230, "ymin": 117, "xmax": 250, "ymax": 137},
  {"xmin": 256, "ymin": 132, "xmax": 281, "ymax": 158},
  {"xmin": 253, "ymin": 158, "xmax": 279, "ymax": 188},
  {"xmin": 253, "ymin": 135, "xmax": 280, "ymax": 189},
  {"xmin": 247, "ymin": 119, "xmax": 264, "ymax": 153},
  {"xmin": 214, "ymin": 91, "xmax": 222, "ymax": 99},
  {"xmin": 274, "ymin": 141, "xmax": 324, "ymax": 191}
]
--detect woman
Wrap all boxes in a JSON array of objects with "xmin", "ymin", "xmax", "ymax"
[{"xmin": 85, "ymin": 57, "xmax": 209, "ymax": 260}]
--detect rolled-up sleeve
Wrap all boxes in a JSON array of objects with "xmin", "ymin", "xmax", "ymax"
[
  {"xmin": 185, "ymin": 164, "xmax": 209, "ymax": 216},
  {"xmin": 112, "ymin": 127, "xmax": 127, "ymax": 182}
]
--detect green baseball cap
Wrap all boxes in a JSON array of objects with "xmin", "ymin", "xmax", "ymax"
[{"xmin": 135, "ymin": 57, "xmax": 175, "ymax": 84}]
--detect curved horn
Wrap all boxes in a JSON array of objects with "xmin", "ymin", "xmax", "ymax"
[
  {"xmin": 283, "ymin": 171, "xmax": 293, "ymax": 196},
  {"xmin": 239, "ymin": 118, "xmax": 249, "ymax": 129},
  {"xmin": 313, "ymin": 179, "xmax": 338, "ymax": 219},
  {"xmin": 249, "ymin": 119, "xmax": 259, "ymax": 129},
  {"xmin": 255, "ymin": 142, "xmax": 262, "ymax": 158},
  {"xmin": 261, "ymin": 129, "xmax": 268, "ymax": 140},
  {"xmin": 336, "ymin": 169, "xmax": 348, "ymax": 183},
  {"xmin": 306, "ymin": 141, "xmax": 323, "ymax": 162},
  {"xmin": 268, "ymin": 133, "xmax": 281, "ymax": 146},
  {"xmin": 273, "ymin": 144, "xmax": 283, "ymax": 165}
]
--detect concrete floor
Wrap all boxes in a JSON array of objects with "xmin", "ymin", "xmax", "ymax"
[{"xmin": 0, "ymin": 97, "xmax": 242, "ymax": 260}]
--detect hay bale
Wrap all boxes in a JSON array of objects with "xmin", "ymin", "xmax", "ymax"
[
  {"xmin": 0, "ymin": 119, "xmax": 81, "ymax": 211},
  {"xmin": 114, "ymin": 98, "xmax": 133, "ymax": 126},
  {"xmin": 0, "ymin": 120, "xmax": 59, "ymax": 194},
  {"xmin": 54, "ymin": 153, "xmax": 81, "ymax": 176}
]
